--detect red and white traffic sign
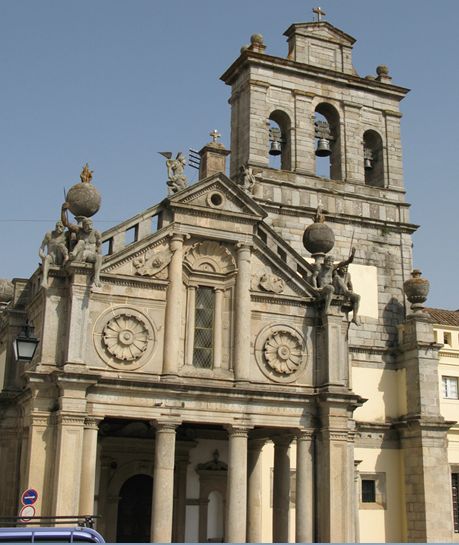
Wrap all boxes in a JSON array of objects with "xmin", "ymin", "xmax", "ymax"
[
  {"xmin": 21, "ymin": 488, "xmax": 38, "ymax": 506},
  {"xmin": 19, "ymin": 504, "xmax": 35, "ymax": 522}
]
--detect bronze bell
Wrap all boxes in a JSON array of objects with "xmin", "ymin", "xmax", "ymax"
[
  {"xmin": 269, "ymin": 140, "xmax": 282, "ymax": 156},
  {"xmin": 364, "ymin": 157, "xmax": 373, "ymax": 170},
  {"xmin": 315, "ymin": 138, "xmax": 331, "ymax": 157}
]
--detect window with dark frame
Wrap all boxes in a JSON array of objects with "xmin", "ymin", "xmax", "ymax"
[
  {"xmin": 361, "ymin": 479, "xmax": 376, "ymax": 503},
  {"xmin": 452, "ymin": 473, "xmax": 459, "ymax": 533},
  {"xmin": 193, "ymin": 287, "xmax": 215, "ymax": 369}
]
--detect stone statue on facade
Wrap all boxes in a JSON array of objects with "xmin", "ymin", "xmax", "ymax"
[
  {"xmin": 159, "ymin": 152, "xmax": 188, "ymax": 195},
  {"xmin": 311, "ymin": 249, "xmax": 360, "ymax": 325},
  {"xmin": 39, "ymin": 220, "xmax": 69, "ymax": 289},
  {"xmin": 302, "ymin": 205, "xmax": 361, "ymax": 325},
  {"xmin": 238, "ymin": 165, "xmax": 261, "ymax": 194},
  {"xmin": 61, "ymin": 203, "xmax": 103, "ymax": 287}
]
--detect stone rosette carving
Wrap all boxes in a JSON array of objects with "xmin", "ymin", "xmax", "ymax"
[
  {"xmin": 103, "ymin": 314, "xmax": 149, "ymax": 361},
  {"xmin": 184, "ymin": 241, "xmax": 236, "ymax": 274},
  {"xmin": 93, "ymin": 307, "xmax": 156, "ymax": 370},
  {"xmin": 263, "ymin": 330, "xmax": 302, "ymax": 374},
  {"xmin": 254, "ymin": 324, "xmax": 307, "ymax": 383}
]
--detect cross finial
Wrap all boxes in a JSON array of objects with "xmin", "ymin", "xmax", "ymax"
[
  {"xmin": 210, "ymin": 129, "xmax": 221, "ymax": 143},
  {"xmin": 312, "ymin": 7, "xmax": 326, "ymax": 22}
]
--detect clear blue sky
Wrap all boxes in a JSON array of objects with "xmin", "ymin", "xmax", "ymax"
[{"xmin": 1, "ymin": 0, "xmax": 458, "ymax": 309}]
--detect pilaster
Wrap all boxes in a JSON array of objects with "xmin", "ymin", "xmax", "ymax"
[{"xmin": 397, "ymin": 313, "xmax": 454, "ymax": 541}]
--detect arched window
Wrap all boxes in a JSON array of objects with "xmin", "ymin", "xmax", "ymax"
[
  {"xmin": 268, "ymin": 110, "xmax": 291, "ymax": 170},
  {"xmin": 314, "ymin": 103, "xmax": 341, "ymax": 180},
  {"xmin": 363, "ymin": 130, "xmax": 384, "ymax": 187}
]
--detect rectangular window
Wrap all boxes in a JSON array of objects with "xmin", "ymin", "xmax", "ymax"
[
  {"xmin": 359, "ymin": 473, "xmax": 386, "ymax": 509},
  {"xmin": 362, "ymin": 479, "xmax": 376, "ymax": 503},
  {"xmin": 193, "ymin": 287, "xmax": 215, "ymax": 369},
  {"xmin": 444, "ymin": 332, "xmax": 452, "ymax": 346},
  {"xmin": 453, "ymin": 473, "xmax": 459, "ymax": 532},
  {"xmin": 442, "ymin": 376, "xmax": 459, "ymax": 399}
]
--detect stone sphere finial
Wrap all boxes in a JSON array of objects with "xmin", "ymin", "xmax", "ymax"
[
  {"xmin": 65, "ymin": 163, "xmax": 101, "ymax": 218},
  {"xmin": 376, "ymin": 64, "xmax": 389, "ymax": 76},
  {"xmin": 403, "ymin": 269, "xmax": 430, "ymax": 314},
  {"xmin": 302, "ymin": 206, "xmax": 335, "ymax": 257},
  {"xmin": 250, "ymin": 33, "xmax": 264, "ymax": 45}
]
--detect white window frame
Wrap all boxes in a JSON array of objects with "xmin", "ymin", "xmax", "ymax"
[{"xmin": 442, "ymin": 376, "xmax": 459, "ymax": 399}]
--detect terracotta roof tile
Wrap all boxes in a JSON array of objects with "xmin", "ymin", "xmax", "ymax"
[{"xmin": 425, "ymin": 307, "xmax": 459, "ymax": 327}]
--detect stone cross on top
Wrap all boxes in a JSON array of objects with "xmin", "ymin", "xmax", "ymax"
[
  {"xmin": 312, "ymin": 6, "xmax": 326, "ymax": 21},
  {"xmin": 210, "ymin": 129, "xmax": 221, "ymax": 143}
]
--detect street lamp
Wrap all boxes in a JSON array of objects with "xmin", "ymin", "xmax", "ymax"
[{"xmin": 14, "ymin": 321, "xmax": 39, "ymax": 362}]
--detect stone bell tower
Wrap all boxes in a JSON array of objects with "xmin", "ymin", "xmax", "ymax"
[{"xmin": 221, "ymin": 19, "xmax": 407, "ymax": 191}]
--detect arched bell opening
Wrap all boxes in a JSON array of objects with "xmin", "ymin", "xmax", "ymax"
[
  {"xmin": 314, "ymin": 103, "xmax": 341, "ymax": 180},
  {"xmin": 268, "ymin": 110, "xmax": 291, "ymax": 171},
  {"xmin": 363, "ymin": 129, "xmax": 384, "ymax": 187}
]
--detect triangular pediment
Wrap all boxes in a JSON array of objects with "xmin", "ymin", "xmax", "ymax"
[
  {"xmin": 284, "ymin": 21, "xmax": 356, "ymax": 46},
  {"xmin": 167, "ymin": 172, "xmax": 268, "ymax": 221}
]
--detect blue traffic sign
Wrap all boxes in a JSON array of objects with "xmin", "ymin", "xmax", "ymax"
[{"xmin": 21, "ymin": 488, "xmax": 38, "ymax": 506}]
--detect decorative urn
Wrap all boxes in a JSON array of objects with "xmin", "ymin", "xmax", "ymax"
[
  {"xmin": 302, "ymin": 221, "xmax": 335, "ymax": 256},
  {"xmin": 403, "ymin": 269, "xmax": 430, "ymax": 313},
  {"xmin": 66, "ymin": 163, "xmax": 101, "ymax": 218}
]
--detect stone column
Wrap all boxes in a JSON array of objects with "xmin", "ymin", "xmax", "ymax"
[
  {"xmin": 272, "ymin": 436, "xmax": 292, "ymax": 543},
  {"xmin": 247, "ymin": 439, "xmax": 265, "ymax": 543},
  {"xmin": 151, "ymin": 421, "xmax": 179, "ymax": 543},
  {"xmin": 213, "ymin": 288, "xmax": 223, "ymax": 369},
  {"xmin": 234, "ymin": 244, "xmax": 251, "ymax": 381},
  {"xmin": 225, "ymin": 426, "xmax": 249, "ymax": 543},
  {"xmin": 185, "ymin": 285, "xmax": 196, "ymax": 366},
  {"xmin": 163, "ymin": 234, "xmax": 184, "ymax": 375},
  {"xmin": 79, "ymin": 418, "xmax": 100, "ymax": 516},
  {"xmin": 173, "ymin": 441, "xmax": 195, "ymax": 542},
  {"xmin": 52, "ymin": 413, "xmax": 86, "ymax": 516},
  {"xmin": 295, "ymin": 430, "xmax": 314, "ymax": 543}
]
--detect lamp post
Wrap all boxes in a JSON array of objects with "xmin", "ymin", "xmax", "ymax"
[{"xmin": 14, "ymin": 321, "xmax": 39, "ymax": 362}]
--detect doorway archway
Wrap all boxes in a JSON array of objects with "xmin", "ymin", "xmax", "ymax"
[{"xmin": 116, "ymin": 474, "xmax": 153, "ymax": 543}]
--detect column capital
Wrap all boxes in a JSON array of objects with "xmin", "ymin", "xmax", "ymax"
[
  {"xmin": 272, "ymin": 434, "xmax": 294, "ymax": 447},
  {"xmin": 236, "ymin": 242, "xmax": 252, "ymax": 253},
  {"xmin": 225, "ymin": 424, "xmax": 252, "ymax": 437},
  {"xmin": 248, "ymin": 437, "xmax": 267, "ymax": 451},
  {"xmin": 151, "ymin": 419, "xmax": 182, "ymax": 432},
  {"xmin": 296, "ymin": 428, "xmax": 315, "ymax": 441},
  {"xmin": 84, "ymin": 417, "xmax": 102, "ymax": 430}
]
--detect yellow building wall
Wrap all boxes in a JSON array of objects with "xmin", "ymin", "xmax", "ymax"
[{"xmin": 355, "ymin": 447, "xmax": 405, "ymax": 543}]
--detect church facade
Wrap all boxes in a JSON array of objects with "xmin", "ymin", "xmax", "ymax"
[{"xmin": 0, "ymin": 17, "xmax": 455, "ymax": 543}]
